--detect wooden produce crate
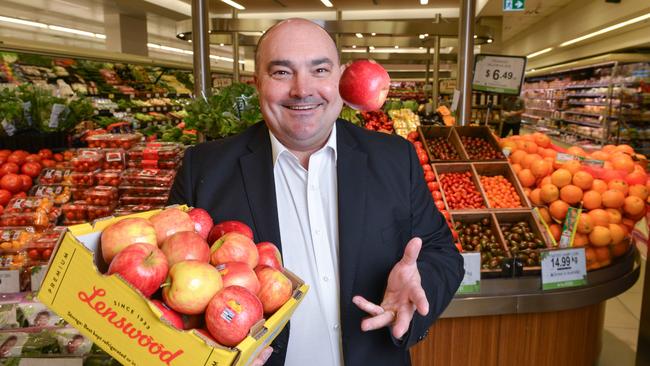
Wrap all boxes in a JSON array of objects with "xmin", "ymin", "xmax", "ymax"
[
  {"xmin": 473, "ymin": 162, "xmax": 531, "ymax": 209},
  {"xmin": 451, "ymin": 212, "xmax": 510, "ymax": 277},
  {"xmin": 454, "ymin": 126, "xmax": 507, "ymax": 162},
  {"xmin": 494, "ymin": 210, "xmax": 551, "ymax": 276},
  {"xmin": 433, "ymin": 163, "xmax": 488, "ymax": 212},
  {"xmin": 418, "ymin": 126, "xmax": 468, "ymax": 162}
]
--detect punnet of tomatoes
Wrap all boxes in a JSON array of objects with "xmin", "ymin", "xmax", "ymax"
[
  {"xmin": 439, "ymin": 171, "xmax": 486, "ymax": 210},
  {"xmin": 0, "ymin": 149, "xmax": 53, "ymax": 211}
]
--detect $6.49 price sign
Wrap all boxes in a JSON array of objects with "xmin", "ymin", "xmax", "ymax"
[
  {"xmin": 484, "ymin": 69, "xmax": 515, "ymax": 81},
  {"xmin": 540, "ymin": 248, "xmax": 587, "ymax": 290},
  {"xmin": 472, "ymin": 54, "xmax": 526, "ymax": 95}
]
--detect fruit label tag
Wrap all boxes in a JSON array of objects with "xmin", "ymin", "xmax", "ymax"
[
  {"xmin": 555, "ymin": 153, "xmax": 579, "ymax": 164},
  {"xmin": 1, "ymin": 119, "xmax": 16, "ymax": 136},
  {"xmin": 457, "ymin": 252, "xmax": 481, "ymax": 294},
  {"xmin": 23, "ymin": 101, "xmax": 33, "ymax": 126},
  {"xmin": 11, "ymin": 198, "xmax": 25, "ymax": 210},
  {"xmin": 49, "ymin": 103, "xmax": 66, "ymax": 128},
  {"xmin": 31, "ymin": 264, "xmax": 47, "ymax": 292},
  {"xmin": 559, "ymin": 207, "xmax": 581, "ymax": 248},
  {"xmin": 105, "ymin": 151, "xmax": 123, "ymax": 162},
  {"xmin": 532, "ymin": 207, "xmax": 558, "ymax": 247},
  {"xmin": 579, "ymin": 158, "xmax": 605, "ymax": 168},
  {"xmin": 0, "ymin": 270, "xmax": 20, "ymax": 293},
  {"xmin": 139, "ymin": 169, "xmax": 159, "ymax": 177},
  {"xmin": 541, "ymin": 248, "xmax": 587, "ymax": 290}
]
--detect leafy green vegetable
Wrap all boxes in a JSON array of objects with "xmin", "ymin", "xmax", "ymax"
[{"xmin": 340, "ymin": 106, "xmax": 361, "ymax": 126}]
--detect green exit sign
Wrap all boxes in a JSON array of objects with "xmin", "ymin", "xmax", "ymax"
[{"xmin": 503, "ymin": 0, "xmax": 525, "ymax": 11}]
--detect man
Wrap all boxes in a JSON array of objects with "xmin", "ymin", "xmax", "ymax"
[
  {"xmin": 500, "ymin": 94, "xmax": 525, "ymax": 137},
  {"xmin": 169, "ymin": 18, "xmax": 463, "ymax": 366}
]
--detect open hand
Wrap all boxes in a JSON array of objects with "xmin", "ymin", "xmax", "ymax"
[
  {"xmin": 352, "ymin": 237, "xmax": 429, "ymax": 339},
  {"xmin": 250, "ymin": 347, "xmax": 273, "ymax": 366}
]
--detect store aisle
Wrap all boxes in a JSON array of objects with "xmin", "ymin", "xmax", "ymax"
[{"xmin": 598, "ymin": 252, "xmax": 645, "ymax": 366}]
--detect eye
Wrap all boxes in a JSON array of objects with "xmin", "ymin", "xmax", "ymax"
[
  {"xmin": 315, "ymin": 67, "xmax": 330, "ymax": 73},
  {"xmin": 270, "ymin": 69, "xmax": 291, "ymax": 79}
]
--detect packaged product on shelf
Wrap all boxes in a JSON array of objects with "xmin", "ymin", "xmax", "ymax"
[
  {"xmin": 25, "ymin": 227, "xmax": 65, "ymax": 264},
  {"xmin": 118, "ymin": 185, "xmax": 170, "ymax": 197},
  {"xmin": 70, "ymin": 170, "xmax": 98, "ymax": 187},
  {"xmin": 16, "ymin": 301, "xmax": 64, "ymax": 328},
  {"xmin": 0, "ymin": 301, "xmax": 20, "ymax": 330},
  {"xmin": 0, "ymin": 212, "xmax": 50, "ymax": 230},
  {"xmin": 126, "ymin": 157, "xmax": 181, "ymax": 170},
  {"xmin": 86, "ymin": 133, "xmax": 142, "ymax": 150},
  {"xmin": 54, "ymin": 327, "xmax": 92, "ymax": 356},
  {"xmin": 102, "ymin": 149, "xmax": 126, "ymax": 171},
  {"xmin": 127, "ymin": 143, "xmax": 182, "ymax": 161},
  {"xmin": 388, "ymin": 108, "xmax": 420, "ymax": 138},
  {"xmin": 71, "ymin": 151, "xmax": 104, "ymax": 173},
  {"xmin": 96, "ymin": 170, "xmax": 122, "ymax": 187},
  {"xmin": 37, "ymin": 168, "xmax": 73, "ymax": 186},
  {"xmin": 62, "ymin": 201, "xmax": 88, "ymax": 224},
  {"xmin": 0, "ymin": 331, "xmax": 28, "ymax": 357},
  {"xmin": 112, "ymin": 204, "xmax": 158, "ymax": 217},
  {"xmin": 4, "ymin": 197, "xmax": 54, "ymax": 215},
  {"xmin": 84, "ymin": 186, "xmax": 119, "ymax": 207},
  {"xmin": 120, "ymin": 168, "xmax": 176, "ymax": 187},
  {"xmin": 0, "ymin": 227, "xmax": 36, "ymax": 253},
  {"xmin": 118, "ymin": 195, "xmax": 169, "ymax": 206},
  {"xmin": 29, "ymin": 185, "xmax": 72, "ymax": 205},
  {"xmin": 86, "ymin": 203, "xmax": 117, "ymax": 221}
]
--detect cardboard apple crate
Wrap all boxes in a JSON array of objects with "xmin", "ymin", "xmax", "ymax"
[
  {"xmin": 451, "ymin": 212, "xmax": 509, "ymax": 278},
  {"xmin": 472, "ymin": 162, "xmax": 532, "ymax": 210},
  {"xmin": 454, "ymin": 126, "xmax": 507, "ymax": 162},
  {"xmin": 417, "ymin": 126, "xmax": 468, "ymax": 162},
  {"xmin": 36, "ymin": 207, "xmax": 308, "ymax": 366},
  {"xmin": 493, "ymin": 210, "xmax": 551, "ymax": 275},
  {"xmin": 432, "ymin": 163, "xmax": 488, "ymax": 212}
]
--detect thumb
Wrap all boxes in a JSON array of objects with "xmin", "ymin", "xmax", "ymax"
[{"xmin": 400, "ymin": 237, "xmax": 422, "ymax": 266}]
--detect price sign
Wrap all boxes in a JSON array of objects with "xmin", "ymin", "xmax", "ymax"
[
  {"xmin": 541, "ymin": 248, "xmax": 587, "ymax": 290},
  {"xmin": 0, "ymin": 270, "xmax": 20, "ymax": 293},
  {"xmin": 457, "ymin": 252, "xmax": 481, "ymax": 294},
  {"xmin": 472, "ymin": 54, "xmax": 526, "ymax": 95}
]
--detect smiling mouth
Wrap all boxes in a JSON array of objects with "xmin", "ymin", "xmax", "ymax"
[{"xmin": 284, "ymin": 104, "xmax": 322, "ymax": 111}]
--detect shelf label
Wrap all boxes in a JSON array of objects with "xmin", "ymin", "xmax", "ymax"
[
  {"xmin": 541, "ymin": 248, "xmax": 587, "ymax": 290},
  {"xmin": 49, "ymin": 103, "xmax": 66, "ymax": 128},
  {"xmin": 457, "ymin": 252, "xmax": 481, "ymax": 294},
  {"xmin": 503, "ymin": 0, "xmax": 525, "ymax": 11},
  {"xmin": 1, "ymin": 119, "xmax": 16, "ymax": 136},
  {"xmin": 472, "ymin": 54, "xmax": 526, "ymax": 95},
  {"xmin": 0, "ymin": 270, "xmax": 20, "ymax": 293}
]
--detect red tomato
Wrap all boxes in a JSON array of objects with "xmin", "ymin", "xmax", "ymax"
[
  {"xmin": 21, "ymin": 162, "xmax": 42, "ymax": 178},
  {"xmin": 0, "ymin": 173, "xmax": 22, "ymax": 193},
  {"xmin": 0, "ymin": 205, "xmax": 3, "ymax": 215},
  {"xmin": 7, "ymin": 153, "xmax": 25, "ymax": 165},
  {"xmin": 28, "ymin": 249, "xmax": 40, "ymax": 260},
  {"xmin": 440, "ymin": 210, "xmax": 451, "ymax": 221},
  {"xmin": 38, "ymin": 149, "xmax": 53, "ymax": 160},
  {"xmin": 42, "ymin": 249, "xmax": 52, "ymax": 260},
  {"xmin": 40, "ymin": 159, "xmax": 56, "ymax": 168},
  {"xmin": 432, "ymin": 191, "xmax": 443, "ymax": 201},
  {"xmin": 424, "ymin": 171, "xmax": 435, "ymax": 182},
  {"xmin": 19, "ymin": 175, "xmax": 32, "ymax": 192},
  {"xmin": 434, "ymin": 200, "xmax": 446, "ymax": 210},
  {"xmin": 407, "ymin": 131, "xmax": 419, "ymax": 141},
  {"xmin": 429, "ymin": 182, "xmax": 440, "ymax": 191},
  {"xmin": 0, "ymin": 189, "xmax": 10, "ymax": 206},
  {"xmin": 0, "ymin": 156, "xmax": 5, "ymax": 166},
  {"xmin": 422, "ymin": 164, "xmax": 432, "ymax": 172},
  {"xmin": 53, "ymin": 153, "xmax": 64, "ymax": 162},
  {"xmin": 24, "ymin": 154, "xmax": 41, "ymax": 163},
  {"xmin": 413, "ymin": 141, "xmax": 423, "ymax": 150},
  {"xmin": 13, "ymin": 191, "xmax": 26, "ymax": 199},
  {"xmin": 0, "ymin": 162, "xmax": 19, "ymax": 176},
  {"xmin": 417, "ymin": 152, "xmax": 429, "ymax": 165},
  {"xmin": 0, "ymin": 150, "xmax": 10, "ymax": 157}
]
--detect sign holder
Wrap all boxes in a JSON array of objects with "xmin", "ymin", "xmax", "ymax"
[{"xmin": 472, "ymin": 54, "xmax": 527, "ymax": 95}]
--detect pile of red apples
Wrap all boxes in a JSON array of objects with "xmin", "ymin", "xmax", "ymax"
[{"xmin": 100, "ymin": 207, "xmax": 293, "ymax": 347}]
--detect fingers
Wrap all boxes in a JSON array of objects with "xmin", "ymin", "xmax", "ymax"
[
  {"xmin": 360, "ymin": 310, "xmax": 395, "ymax": 332},
  {"xmin": 251, "ymin": 347, "xmax": 273, "ymax": 366},
  {"xmin": 400, "ymin": 237, "xmax": 422, "ymax": 266},
  {"xmin": 392, "ymin": 307, "xmax": 414, "ymax": 339},
  {"xmin": 411, "ymin": 286, "xmax": 429, "ymax": 316},
  {"xmin": 352, "ymin": 296, "xmax": 384, "ymax": 316}
]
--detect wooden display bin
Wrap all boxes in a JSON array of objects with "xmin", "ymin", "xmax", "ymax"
[
  {"xmin": 417, "ymin": 126, "xmax": 468, "ymax": 162},
  {"xmin": 473, "ymin": 162, "xmax": 531, "ymax": 209},
  {"xmin": 451, "ymin": 212, "xmax": 509, "ymax": 277},
  {"xmin": 454, "ymin": 126, "xmax": 506, "ymax": 162},
  {"xmin": 432, "ymin": 163, "xmax": 488, "ymax": 212},
  {"xmin": 493, "ymin": 210, "xmax": 550, "ymax": 275}
]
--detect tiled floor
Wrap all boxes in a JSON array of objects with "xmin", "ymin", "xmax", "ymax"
[{"xmin": 597, "ymin": 247, "xmax": 645, "ymax": 366}]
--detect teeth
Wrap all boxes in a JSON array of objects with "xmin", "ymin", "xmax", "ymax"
[{"xmin": 287, "ymin": 105, "xmax": 316, "ymax": 110}]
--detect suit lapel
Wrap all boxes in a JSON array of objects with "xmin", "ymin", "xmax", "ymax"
[
  {"xmin": 239, "ymin": 124, "xmax": 283, "ymax": 252},
  {"xmin": 336, "ymin": 121, "xmax": 368, "ymax": 316}
]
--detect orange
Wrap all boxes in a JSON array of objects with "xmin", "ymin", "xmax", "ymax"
[
  {"xmin": 540, "ymin": 184, "xmax": 560, "ymax": 204},
  {"xmin": 622, "ymin": 217, "xmax": 636, "ymax": 231},
  {"xmin": 601, "ymin": 189, "xmax": 625, "ymax": 209},
  {"xmin": 541, "ymin": 149, "xmax": 558, "ymax": 160},
  {"xmin": 573, "ymin": 233, "xmax": 589, "ymax": 247},
  {"xmin": 560, "ymin": 184, "xmax": 583, "ymax": 205},
  {"xmin": 522, "ymin": 141, "xmax": 539, "ymax": 154},
  {"xmin": 602, "ymin": 145, "xmax": 617, "ymax": 153},
  {"xmin": 523, "ymin": 187, "xmax": 532, "ymax": 196},
  {"xmin": 590, "ymin": 150, "xmax": 610, "ymax": 161},
  {"xmin": 611, "ymin": 241, "xmax": 629, "ymax": 258},
  {"xmin": 611, "ymin": 155, "xmax": 635, "ymax": 173},
  {"xmin": 593, "ymin": 246, "xmax": 611, "ymax": 266},
  {"xmin": 585, "ymin": 247, "xmax": 597, "ymax": 266},
  {"xmin": 501, "ymin": 140, "xmax": 517, "ymax": 151},
  {"xmin": 592, "ymin": 179, "xmax": 608, "ymax": 193},
  {"xmin": 572, "ymin": 171, "xmax": 593, "ymax": 190},
  {"xmin": 589, "ymin": 226, "xmax": 612, "ymax": 247},
  {"xmin": 588, "ymin": 209, "xmax": 610, "ymax": 227},
  {"xmin": 530, "ymin": 160, "xmax": 551, "ymax": 178},
  {"xmin": 522, "ymin": 154, "xmax": 542, "ymax": 169},
  {"xmin": 605, "ymin": 208, "xmax": 623, "ymax": 224},
  {"xmin": 539, "ymin": 176, "xmax": 552, "ymax": 188},
  {"xmin": 608, "ymin": 179, "xmax": 629, "ymax": 195},
  {"xmin": 609, "ymin": 223, "xmax": 626, "ymax": 245},
  {"xmin": 623, "ymin": 196, "xmax": 645, "ymax": 216},
  {"xmin": 629, "ymin": 184, "xmax": 649, "ymax": 200},
  {"xmin": 567, "ymin": 146, "xmax": 587, "ymax": 157},
  {"xmin": 576, "ymin": 214, "xmax": 593, "ymax": 234},
  {"xmin": 549, "ymin": 224, "xmax": 562, "ymax": 242},
  {"xmin": 551, "ymin": 169, "xmax": 572, "ymax": 188},
  {"xmin": 511, "ymin": 163, "xmax": 522, "ymax": 175},
  {"xmin": 615, "ymin": 144, "xmax": 635, "ymax": 155},
  {"xmin": 582, "ymin": 190, "xmax": 602, "ymax": 210},
  {"xmin": 562, "ymin": 160, "xmax": 582, "ymax": 175},
  {"xmin": 517, "ymin": 169, "xmax": 536, "ymax": 188},
  {"xmin": 626, "ymin": 170, "xmax": 647, "ymax": 186},
  {"xmin": 510, "ymin": 150, "xmax": 527, "ymax": 165},
  {"xmin": 534, "ymin": 134, "xmax": 551, "ymax": 148},
  {"xmin": 529, "ymin": 188, "xmax": 543, "ymax": 206},
  {"xmin": 538, "ymin": 207, "xmax": 552, "ymax": 225},
  {"xmin": 549, "ymin": 200, "xmax": 570, "ymax": 221}
]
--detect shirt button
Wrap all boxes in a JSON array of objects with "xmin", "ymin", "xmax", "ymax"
[
  {"xmin": 310, "ymin": 184, "xmax": 317, "ymax": 190},
  {"xmin": 333, "ymin": 324, "xmax": 340, "ymax": 330},
  {"xmin": 323, "ymin": 276, "xmax": 329, "ymax": 282},
  {"xmin": 315, "ymin": 229, "xmax": 321, "ymax": 235}
]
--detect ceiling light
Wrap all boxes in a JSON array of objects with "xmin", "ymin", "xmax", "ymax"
[
  {"xmin": 473, "ymin": 34, "xmax": 477, "ymax": 39},
  {"xmin": 352, "ymin": 45, "xmax": 357, "ymax": 48},
  {"xmin": 418, "ymin": 34, "xmax": 425, "ymax": 39},
  {"xmin": 486, "ymin": 39, "xmax": 493, "ymax": 43},
  {"xmin": 355, "ymin": 33, "xmax": 363, "ymax": 38},
  {"xmin": 0, "ymin": 15, "xmax": 47, "ymax": 28},
  {"xmin": 527, "ymin": 47, "xmax": 553, "ymax": 58},
  {"xmin": 147, "ymin": 43, "xmax": 161, "ymax": 49},
  {"xmin": 188, "ymin": 39, "xmax": 192, "ymax": 43},
  {"xmin": 369, "ymin": 46, "xmax": 375, "ymax": 50},
  {"xmin": 178, "ymin": 33, "xmax": 185, "ymax": 38},
  {"xmin": 221, "ymin": 0, "xmax": 245, "ymax": 10},
  {"xmin": 420, "ymin": 0, "xmax": 429, "ymax": 4},
  {"xmin": 371, "ymin": 32, "xmax": 376, "ymax": 36},
  {"xmin": 320, "ymin": 0, "xmax": 334, "ymax": 7},
  {"xmin": 394, "ymin": 45, "xmax": 399, "ymax": 48},
  {"xmin": 48, "ymin": 25, "xmax": 97, "ymax": 38},
  {"xmin": 419, "ymin": 46, "xmax": 423, "ymax": 49},
  {"xmin": 95, "ymin": 33, "xmax": 106, "ymax": 39},
  {"xmin": 560, "ymin": 12, "xmax": 650, "ymax": 47},
  {"xmin": 220, "ymin": 43, "xmax": 225, "ymax": 46}
]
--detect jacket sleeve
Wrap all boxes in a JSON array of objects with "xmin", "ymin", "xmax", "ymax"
[
  {"xmin": 168, "ymin": 146, "xmax": 194, "ymax": 206},
  {"xmin": 403, "ymin": 140, "xmax": 464, "ymax": 348}
]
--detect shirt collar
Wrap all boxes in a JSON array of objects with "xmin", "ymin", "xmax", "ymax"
[{"xmin": 269, "ymin": 123, "xmax": 338, "ymax": 166}]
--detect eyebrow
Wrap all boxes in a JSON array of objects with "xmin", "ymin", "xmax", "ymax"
[{"xmin": 266, "ymin": 57, "xmax": 334, "ymax": 72}]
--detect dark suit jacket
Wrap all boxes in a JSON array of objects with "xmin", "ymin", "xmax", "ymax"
[{"xmin": 168, "ymin": 120, "xmax": 464, "ymax": 366}]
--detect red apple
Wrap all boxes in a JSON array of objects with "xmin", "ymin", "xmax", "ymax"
[
  {"xmin": 161, "ymin": 231, "xmax": 210, "ymax": 267},
  {"xmin": 149, "ymin": 208, "xmax": 196, "ymax": 245},
  {"xmin": 162, "ymin": 260, "xmax": 222, "ymax": 315},
  {"xmin": 108, "ymin": 243, "xmax": 168, "ymax": 297},
  {"xmin": 151, "ymin": 299, "xmax": 184, "ymax": 329},
  {"xmin": 255, "ymin": 266, "xmax": 293, "ymax": 314},
  {"xmin": 188, "ymin": 208, "xmax": 214, "ymax": 240},
  {"xmin": 101, "ymin": 217, "xmax": 158, "ymax": 264},
  {"xmin": 208, "ymin": 220, "xmax": 254, "ymax": 244},
  {"xmin": 205, "ymin": 286, "xmax": 263, "ymax": 347},
  {"xmin": 216, "ymin": 262, "xmax": 260, "ymax": 295},
  {"xmin": 256, "ymin": 242, "xmax": 283, "ymax": 270},
  {"xmin": 339, "ymin": 59, "xmax": 390, "ymax": 111},
  {"xmin": 210, "ymin": 232, "xmax": 259, "ymax": 269},
  {"xmin": 194, "ymin": 328, "xmax": 217, "ymax": 343}
]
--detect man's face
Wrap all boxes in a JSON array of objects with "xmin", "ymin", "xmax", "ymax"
[{"xmin": 254, "ymin": 19, "xmax": 343, "ymax": 153}]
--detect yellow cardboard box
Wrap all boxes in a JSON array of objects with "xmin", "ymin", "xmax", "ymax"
[{"xmin": 37, "ymin": 208, "xmax": 308, "ymax": 366}]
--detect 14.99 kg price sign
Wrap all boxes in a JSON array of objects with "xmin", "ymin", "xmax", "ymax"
[
  {"xmin": 472, "ymin": 54, "xmax": 526, "ymax": 95},
  {"xmin": 540, "ymin": 248, "xmax": 587, "ymax": 290}
]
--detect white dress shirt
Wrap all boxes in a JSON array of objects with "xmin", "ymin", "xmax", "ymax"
[{"xmin": 269, "ymin": 124, "xmax": 342, "ymax": 366}]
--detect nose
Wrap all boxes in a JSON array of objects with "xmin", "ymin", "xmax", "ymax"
[{"xmin": 289, "ymin": 72, "xmax": 312, "ymax": 99}]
